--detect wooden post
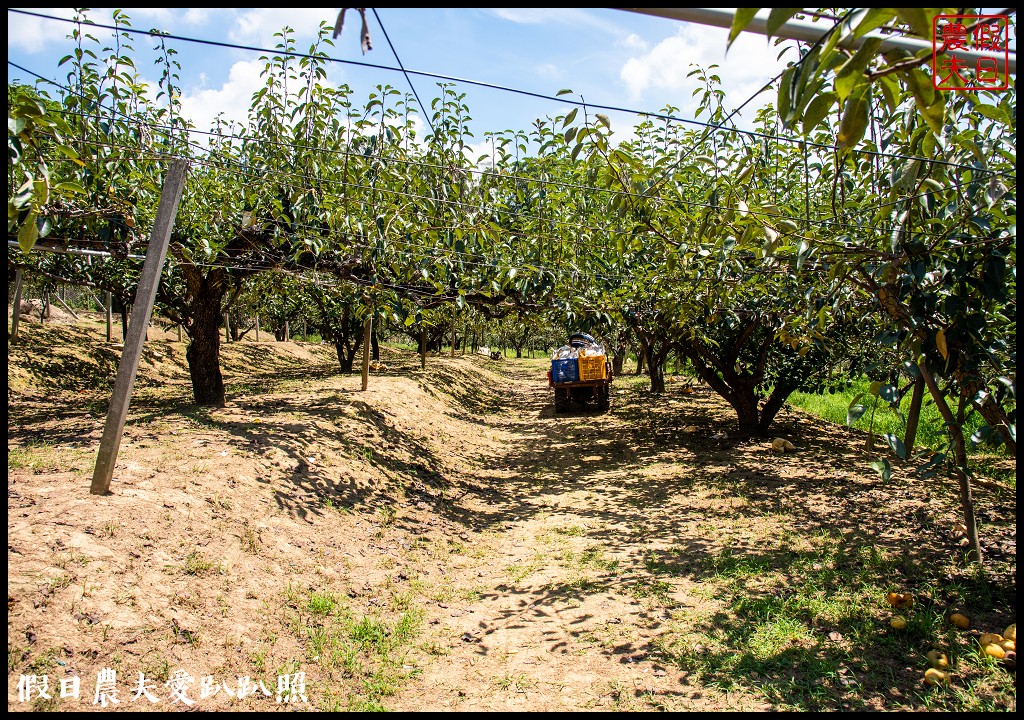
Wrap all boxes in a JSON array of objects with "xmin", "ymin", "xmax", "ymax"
[
  {"xmin": 450, "ymin": 313, "xmax": 456, "ymax": 357},
  {"xmin": 177, "ymin": 325, "xmax": 183, "ymax": 342},
  {"xmin": 105, "ymin": 292, "xmax": 113, "ymax": 342},
  {"xmin": 284, "ymin": 320, "xmax": 289, "ymax": 341},
  {"xmin": 255, "ymin": 315, "xmax": 260, "ymax": 342},
  {"xmin": 41, "ymin": 292, "xmax": 49, "ymax": 323},
  {"xmin": 10, "ymin": 267, "xmax": 24, "ymax": 339},
  {"xmin": 53, "ymin": 292, "xmax": 79, "ymax": 319},
  {"xmin": 360, "ymin": 316, "xmax": 372, "ymax": 391},
  {"xmin": 224, "ymin": 312, "xmax": 230, "ymax": 342},
  {"xmin": 85, "ymin": 288, "xmax": 103, "ymax": 311},
  {"xmin": 91, "ymin": 159, "xmax": 187, "ymax": 496}
]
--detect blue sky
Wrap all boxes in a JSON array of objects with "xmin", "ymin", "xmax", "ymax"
[{"xmin": 8, "ymin": 7, "xmax": 798, "ymax": 155}]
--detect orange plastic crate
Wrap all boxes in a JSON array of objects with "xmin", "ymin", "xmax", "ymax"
[{"xmin": 578, "ymin": 354, "xmax": 606, "ymax": 381}]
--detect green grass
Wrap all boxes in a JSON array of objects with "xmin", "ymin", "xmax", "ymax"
[
  {"xmin": 788, "ymin": 377, "xmax": 988, "ymax": 451},
  {"xmin": 284, "ymin": 584, "xmax": 423, "ymax": 711},
  {"xmin": 646, "ymin": 532, "xmax": 1017, "ymax": 711}
]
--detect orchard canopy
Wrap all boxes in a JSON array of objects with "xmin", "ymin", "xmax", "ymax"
[{"xmin": 7, "ymin": 11, "xmax": 1015, "ymax": 498}]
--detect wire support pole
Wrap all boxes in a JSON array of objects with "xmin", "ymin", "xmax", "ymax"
[
  {"xmin": 619, "ymin": 8, "xmax": 1016, "ymax": 75},
  {"xmin": 90, "ymin": 158, "xmax": 188, "ymax": 496}
]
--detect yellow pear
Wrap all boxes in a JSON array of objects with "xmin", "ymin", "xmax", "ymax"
[
  {"xmin": 979, "ymin": 632, "xmax": 1004, "ymax": 646},
  {"xmin": 925, "ymin": 650, "xmax": 949, "ymax": 670},
  {"xmin": 949, "ymin": 613, "xmax": 970, "ymax": 629},
  {"xmin": 983, "ymin": 643, "xmax": 1006, "ymax": 659}
]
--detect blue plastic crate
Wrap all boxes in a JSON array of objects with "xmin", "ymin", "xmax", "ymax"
[{"xmin": 551, "ymin": 358, "xmax": 579, "ymax": 383}]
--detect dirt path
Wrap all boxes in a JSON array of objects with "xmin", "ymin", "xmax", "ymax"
[
  {"xmin": 8, "ymin": 323, "xmax": 1016, "ymax": 712},
  {"xmin": 385, "ymin": 361, "xmax": 771, "ymax": 711}
]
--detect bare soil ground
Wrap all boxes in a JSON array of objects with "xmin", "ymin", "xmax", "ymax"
[{"xmin": 7, "ymin": 315, "xmax": 1016, "ymax": 712}]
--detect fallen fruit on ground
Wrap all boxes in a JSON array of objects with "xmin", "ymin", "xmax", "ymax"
[
  {"xmin": 984, "ymin": 643, "xmax": 1006, "ymax": 659},
  {"xmin": 886, "ymin": 591, "xmax": 901, "ymax": 607},
  {"xmin": 980, "ymin": 632, "xmax": 1004, "ymax": 646},
  {"xmin": 924, "ymin": 668, "xmax": 950, "ymax": 686},
  {"xmin": 926, "ymin": 650, "xmax": 949, "ymax": 670},
  {"xmin": 1000, "ymin": 639, "xmax": 1015, "ymax": 652},
  {"xmin": 950, "ymin": 613, "xmax": 970, "ymax": 629},
  {"xmin": 1005, "ymin": 624, "xmax": 1016, "ymax": 642},
  {"xmin": 890, "ymin": 615, "xmax": 907, "ymax": 630}
]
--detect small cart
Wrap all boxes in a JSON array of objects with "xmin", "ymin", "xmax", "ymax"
[{"xmin": 547, "ymin": 333, "xmax": 613, "ymax": 413}]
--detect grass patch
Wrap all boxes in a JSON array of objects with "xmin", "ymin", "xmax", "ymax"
[
  {"xmin": 180, "ymin": 550, "xmax": 220, "ymax": 576},
  {"xmin": 284, "ymin": 584, "xmax": 423, "ymax": 711},
  {"xmin": 788, "ymin": 378, "xmax": 985, "ymax": 452},
  {"xmin": 649, "ymin": 533, "xmax": 1017, "ymax": 711}
]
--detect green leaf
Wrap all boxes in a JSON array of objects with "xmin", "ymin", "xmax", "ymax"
[
  {"xmin": 778, "ymin": 66, "xmax": 796, "ymax": 126},
  {"xmin": 835, "ymin": 70, "xmax": 867, "ymax": 104},
  {"xmin": 893, "ymin": 8, "xmax": 930, "ymax": 38},
  {"xmin": 847, "ymin": 392, "xmax": 867, "ymax": 425},
  {"xmin": 556, "ymin": 89, "xmax": 574, "ymax": 96},
  {"xmin": 18, "ymin": 211, "xmax": 40, "ymax": 252},
  {"xmin": 969, "ymin": 425, "xmax": 992, "ymax": 449},
  {"xmin": 868, "ymin": 380, "xmax": 883, "ymax": 396},
  {"xmin": 796, "ymin": 239, "xmax": 810, "ymax": 270},
  {"xmin": 883, "ymin": 434, "xmax": 907, "ymax": 459},
  {"xmin": 919, "ymin": 95, "xmax": 945, "ymax": 136},
  {"xmin": 766, "ymin": 8, "xmax": 800, "ymax": 37},
  {"xmin": 852, "ymin": 8, "xmax": 896, "ymax": 39},
  {"xmin": 836, "ymin": 36, "xmax": 882, "ymax": 81},
  {"xmin": 879, "ymin": 384, "xmax": 898, "ymax": 403},
  {"xmin": 972, "ymin": 104, "xmax": 1009, "ymax": 125},
  {"xmin": 595, "ymin": 113, "xmax": 610, "ymax": 129},
  {"xmin": 877, "ymin": 73, "xmax": 900, "ymax": 112},
  {"xmin": 728, "ymin": 8, "xmax": 761, "ymax": 50},
  {"xmin": 847, "ymin": 403, "xmax": 868, "ymax": 425},
  {"xmin": 802, "ymin": 92, "xmax": 837, "ymax": 134},
  {"xmin": 563, "ymin": 107, "xmax": 578, "ymax": 127},
  {"xmin": 870, "ymin": 458, "xmax": 892, "ymax": 481},
  {"xmin": 837, "ymin": 90, "xmax": 870, "ymax": 153}
]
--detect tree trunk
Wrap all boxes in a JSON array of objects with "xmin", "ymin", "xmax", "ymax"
[
  {"xmin": 903, "ymin": 375, "xmax": 925, "ymax": 454},
  {"xmin": 733, "ymin": 393, "xmax": 762, "ymax": 437},
  {"xmin": 371, "ymin": 326, "xmax": 380, "ymax": 362},
  {"xmin": 420, "ymin": 328, "xmax": 427, "ymax": 370},
  {"xmin": 640, "ymin": 338, "xmax": 670, "ymax": 393},
  {"xmin": 334, "ymin": 339, "xmax": 356, "ymax": 373},
  {"xmin": 919, "ymin": 363, "xmax": 982, "ymax": 565},
  {"xmin": 184, "ymin": 269, "xmax": 227, "ymax": 406}
]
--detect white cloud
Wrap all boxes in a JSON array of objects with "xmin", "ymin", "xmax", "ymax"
[
  {"xmin": 179, "ymin": 59, "xmax": 265, "ymax": 134},
  {"xmin": 7, "ymin": 7, "xmax": 78, "ymax": 53},
  {"xmin": 618, "ymin": 33, "xmax": 648, "ymax": 51},
  {"xmin": 230, "ymin": 8, "xmax": 338, "ymax": 45},
  {"xmin": 491, "ymin": 7, "xmax": 624, "ymax": 35},
  {"xmin": 618, "ymin": 24, "xmax": 790, "ymax": 122},
  {"xmin": 182, "ymin": 8, "xmax": 213, "ymax": 26}
]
